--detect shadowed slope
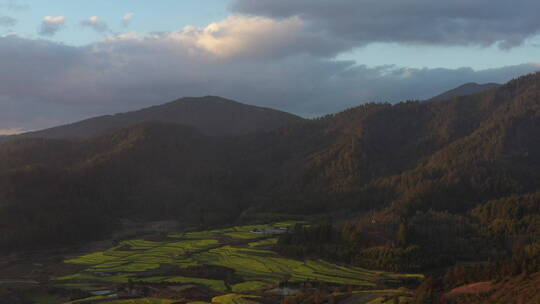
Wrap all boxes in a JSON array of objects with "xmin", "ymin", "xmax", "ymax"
[
  {"xmin": 1, "ymin": 72, "xmax": 540, "ymax": 251},
  {"xmin": 16, "ymin": 96, "xmax": 303, "ymax": 139}
]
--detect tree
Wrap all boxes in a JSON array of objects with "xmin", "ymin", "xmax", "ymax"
[
  {"xmin": 412, "ymin": 277, "xmax": 440, "ymax": 304},
  {"xmin": 397, "ymin": 223, "xmax": 410, "ymax": 247}
]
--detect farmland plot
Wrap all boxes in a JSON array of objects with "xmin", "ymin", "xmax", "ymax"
[{"xmin": 56, "ymin": 222, "xmax": 420, "ymax": 303}]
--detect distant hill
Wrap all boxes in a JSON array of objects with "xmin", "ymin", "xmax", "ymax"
[
  {"xmin": 15, "ymin": 96, "xmax": 303, "ymax": 139},
  {"xmin": 429, "ymin": 82, "xmax": 500, "ymax": 101}
]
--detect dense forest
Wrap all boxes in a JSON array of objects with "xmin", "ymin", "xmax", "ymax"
[{"xmin": 1, "ymin": 72, "xmax": 539, "ymax": 301}]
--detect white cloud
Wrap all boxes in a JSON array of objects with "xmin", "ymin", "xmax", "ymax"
[
  {"xmin": 122, "ymin": 12, "xmax": 134, "ymax": 27},
  {"xmin": 107, "ymin": 15, "xmax": 352, "ymax": 60},
  {"xmin": 39, "ymin": 16, "xmax": 66, "ymax": 36},
  {"xmin": 81, "ymin": 16, "xmax": 108, "ymax": 33},
  {"xmin": 183, "ymin": 15, "xmax": 304, "ymax": 58}
]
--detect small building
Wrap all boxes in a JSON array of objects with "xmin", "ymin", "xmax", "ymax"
[{"xmin": 250, "ymin": 227, "xmax": 287, "ymax": 235}]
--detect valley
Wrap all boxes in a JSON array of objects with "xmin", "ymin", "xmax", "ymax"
[
  {"xmin": 2, "ymin": 1, "xmax": 540, "ymax": 302},
  {"xmin": 3, "ymin": 221, "xmax": 421, "ymax": 304},
  {"xmin": 1, "ymin": 73, "xmax": 540, "ymax": 303}
]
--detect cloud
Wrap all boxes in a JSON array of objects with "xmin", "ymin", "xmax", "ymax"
[
  {"xmin": 39, "ymin": 16, "xmax": 66, "ymax": 36},
  {"xmin": 81, "ymin": 16, "xmax": 108, "ymax": 33},
  {"xmin": 184, "ymin": 15, "xmax": 307, "ymax": 58},
  {"xmin": 0, "ymin": 15, "xmax": 16, "ymax": 27},
  {"xmin": 115, "ymin": 15, "xmax": 352, "ymax": 60},
  {"xmin": 0, "ymin": 0, "xmax": 29, "ymax": 11},
  {"xmin": 0, "ymin": 21, "xmax": 538, "ymax": 131},
  {"xmin": 232, "ymin": 0, "xmax": 540, "ymax": 50},
  {"xmin": 122, "ymin": 12, "xmax": 134, "ymax": 27}
]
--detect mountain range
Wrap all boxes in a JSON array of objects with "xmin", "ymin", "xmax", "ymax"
[
  {"xmin": 1, "ymin": 73, "xmax": 539, "ymax": 303},
  {"xmin": 2, "ymin": 82, "xmax": 501, "ymax": 141},
  {"xmin": 0, "ymin": 74, "xmax": 539, "ymax": 253}
]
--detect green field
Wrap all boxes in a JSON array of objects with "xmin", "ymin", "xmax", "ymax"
[
  {"xmin": 231, "ymin": 281, "xmax": 269, "ymax": 293},
  {"xmin": 193, "ymin": 246, "xmax": 382, "ymax": 286},
  {"xmin": 56, "ymin": 222, "xmax": 420, "ymax": 304},
  {"xmin": 100, "ymin": 299, "xmax": 178, "ymax": 304},
  {"xmin": 102, "ymin": 299, "xmax": 209, "ymax": 304},
  {"xmin": 169, "ymin": 222, "xmax": 303, "ymax": 240},
  {"xmin": 212, "ymin": 294, "xmax": 261, "ymax": 304},
  {"xmin": 247, "ymin": 238, "xmax": 277, "ymax": 248}
]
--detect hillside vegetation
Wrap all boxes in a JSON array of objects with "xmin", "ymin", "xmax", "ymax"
[{"xmin": 1, "ymin": 73, "xmax": 540, "ymax": 302}]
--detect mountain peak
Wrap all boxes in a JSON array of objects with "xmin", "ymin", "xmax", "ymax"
[
  {"xmin": 170, "ymin": 95, "xmax": 242, "ymax": 104},
  {"xmin": 13, "ymin": 96, "xmax": 303, "ymax": 139},
  {"xmin": 429, "ymin": 82, "xmax": 501, "ymax": 101}
]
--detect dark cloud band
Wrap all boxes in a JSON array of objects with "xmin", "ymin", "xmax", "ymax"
[{"xmin": 232, "ymin": 0, "xmax": 540, "ymax": 49}]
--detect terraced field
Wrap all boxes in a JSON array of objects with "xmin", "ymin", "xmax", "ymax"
[
  {"xmin": 194, "ymin": 246, "xmax": 382, "ymax": 287},
  {"xmin": 55, "ymin": 222, "xmax": 421, "ymax": 303},
  {"xmin": 98, "ymin": 295, "xmax": 259, "ymax": 304},
  {"xmin": 100, "ymin": 300, "xmax": 179, "ymax": 304}
]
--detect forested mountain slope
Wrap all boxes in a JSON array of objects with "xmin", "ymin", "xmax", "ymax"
[{"xmin": 1, "ymin": 72, "xmax": 539, "ymax": 252}]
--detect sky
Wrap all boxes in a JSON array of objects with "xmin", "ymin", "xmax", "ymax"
[{"xmin": 1, "ymin": 0, "xmax": 540, "ymax": 134}]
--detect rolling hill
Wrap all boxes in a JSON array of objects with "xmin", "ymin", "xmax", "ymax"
[{"xmin": 12, "ymin": 96, "xmax": 303, "ymax": 139}]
